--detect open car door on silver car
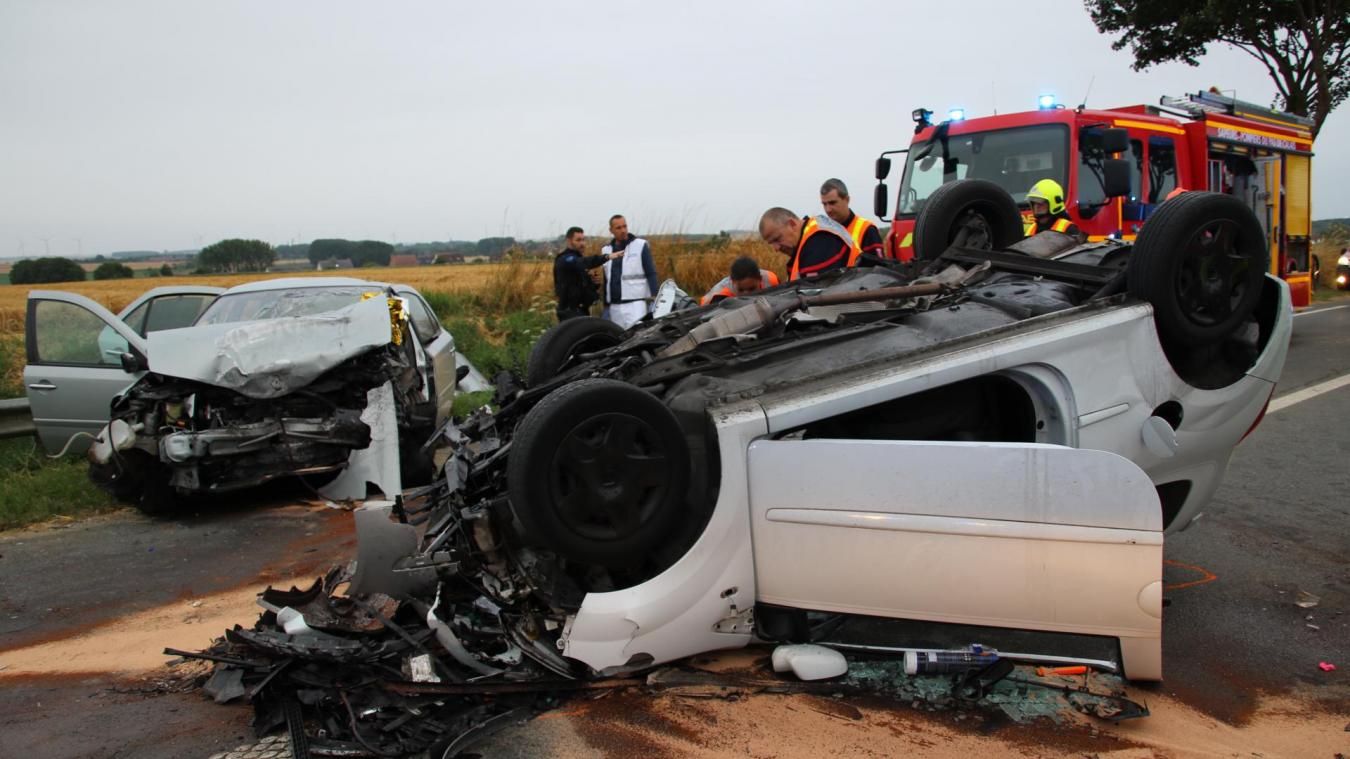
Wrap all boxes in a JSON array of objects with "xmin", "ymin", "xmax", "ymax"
[{"xmin": 25, "ymin": 291, "xmax": 154, "ymax": 455}]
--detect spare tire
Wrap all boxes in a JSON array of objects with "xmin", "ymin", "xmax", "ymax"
[
  {"xmin": 506, "ymin": 378, "xmax": 691, "ymax": 568},
  {"xmin": 1126, "ymin": 192, "xmax": 1268, "ymax": 347},
  {"xmin": 525, "ymin": 317, "xmax": 625, "ymax": 388},
  {"xmin": 912, "ymin": 179, "xmax": 1024, "ymax": 261}
]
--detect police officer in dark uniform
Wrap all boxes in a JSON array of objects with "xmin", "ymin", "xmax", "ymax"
[{"xmin": 553, "ymin": 226, "xmax": 619, "ymax": 321}]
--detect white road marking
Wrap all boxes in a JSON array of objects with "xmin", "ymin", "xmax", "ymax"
[
  {"xmin": 1269, "ymin": 372, "xmax": 1350, "ymax": 414},
  {"xmin": 1294, "ymin": 304, "xmax": 1350, "ymax": 317}
]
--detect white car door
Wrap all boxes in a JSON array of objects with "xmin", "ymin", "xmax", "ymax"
[
  {"xmin": 397, "ymin": 289, "xmax": 456, "ymax": 424},
  {"xmin": 746, "ymin": 439, "xmax": 1164, "ymax": 680},
  {"xmin": 24, "ymin": 291, "xmax": 152, "ymax": 455}
]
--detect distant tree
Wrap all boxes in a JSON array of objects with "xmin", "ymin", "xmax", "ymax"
[
  {"xmin": 92, "ymin": 261, "xmax": 136, "ymax": 280},
  {"xmin": 306, "ymin": 238, "xmax": 393, "ymax": 267},
  {"xmin": 159, "ymin": 263, "xmax": 174, "ymax": 277},
  {"xmin": 1086, "ymin": 0, "xmax": 1349, "ymax": 136},
  {"xmin": 10, "ymin": 257, "xmax": 86, "ymax": 284},
  {"xmin": 476, "ymin": 237, "xmax": 517, "ymax": 260},
  {"xmin": 196, "ymin": 238, "xmax": 275, "ymax": 273},
  {"xmin": 94, "ymin": 254, "xmax": 106, "ymax": 262}
]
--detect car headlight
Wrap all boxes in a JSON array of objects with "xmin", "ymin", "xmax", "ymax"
[{"xmin": 1338, "ymin": 254, "xmax": 1350, "ymax": 267}]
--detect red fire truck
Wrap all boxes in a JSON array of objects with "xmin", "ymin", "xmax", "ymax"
[{"xmin": 872, "ymin": 90, "xmax": 1317, "ymax": 306}]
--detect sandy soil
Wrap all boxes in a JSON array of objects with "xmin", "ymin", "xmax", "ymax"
[{"xmin": 3, "ymin": 582, "xmax": 1345, "ymax": 758}]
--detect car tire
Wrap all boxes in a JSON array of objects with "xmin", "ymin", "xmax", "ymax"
[
  {"xmin": 506, "ymin": 378, "xmax": 691, "ymax": 568},
  {"xmin": 525, "ymin": 317, "xmax": 626, "ymax": 387},
  {"xmin": 1127, "ymin": 192, "xmax": 1268, "ymax": 347},
  {"xmin": 912, "ymin": 179, "xmax": 1024, "ymax": 261}
]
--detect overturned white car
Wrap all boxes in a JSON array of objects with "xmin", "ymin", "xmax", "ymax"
[{"xmin": 347, "ymin": 188, "xmax": 1288, "ymax": 684}]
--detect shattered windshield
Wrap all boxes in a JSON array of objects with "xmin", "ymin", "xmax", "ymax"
[
  {"xmin": 196, "ymin": 285, "xmax": 386, "ymax": 325},
  {"xmin": 897, "ymin": 124, "xmax": 1068, "ymax": 216}
]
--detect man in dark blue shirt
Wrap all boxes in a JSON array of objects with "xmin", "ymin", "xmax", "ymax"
[{"xmin": 553, "ymin": 226, "xmax": 619, "ymax": 321}]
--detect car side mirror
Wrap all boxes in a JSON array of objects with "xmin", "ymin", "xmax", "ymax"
[
  {"xmin": 1101, "ymin": 127, "xmax": 1129, "ymax": 154},
  {"xmin": 455, "ymin": 365, "xmax": 470, "ymax": 383},
  {"xmin": 875, "ymin": 156, "xmax": 892, "ymax": 180},
  {"xmin": 1103, "ymin": 158, "xmax": 1131, "ymax": 198},
  {"xmin": 873, "ymin": 183, "xmax": 890, "ymax": 219},
  {"xmin": 120, "ymin": 351, "xmax": 147, "ymax": 373}
]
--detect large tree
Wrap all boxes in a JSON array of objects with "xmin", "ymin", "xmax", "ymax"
[
  {"xmin": 1086, "ymin": 0, "xmax": 1349, "ymax": 136},
  {"xmin": 196, "ymin": 238, "xmax": 275, "ymax": 273},
  {"xmin": 10, "ymin": 257, "xmax": 86, "ymax": 284}
]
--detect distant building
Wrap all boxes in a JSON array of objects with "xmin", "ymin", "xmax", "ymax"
[
  {"xmin": 389, "ymin": 254, "xmax": 420, "ymax": 268},
  {"xmin": 316, "ymin": 257, "xmax": 354, "ymax": 271}
]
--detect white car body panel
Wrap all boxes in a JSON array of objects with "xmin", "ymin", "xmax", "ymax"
[
  {"xmin": 561, "ymin": 404, "xmax": 764, "ymax": 672},
  {"xmin": 748, "ymin": 439, "xmax": 1162, "ymax": 680},
  {"xmin": 562, "ymin": 280, "xmax": 1292, "ymax": 682}
]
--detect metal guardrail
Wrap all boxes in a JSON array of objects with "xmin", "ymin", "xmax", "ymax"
[{"xmin": 0, "ymin": 397, "xmax": 36, "ymax": 439}]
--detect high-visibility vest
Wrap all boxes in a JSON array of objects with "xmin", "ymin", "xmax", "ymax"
[
  {"xmin": 845, "ymin": 215, "xmax": 876, "ymax": 251},
  {"xmin": 789, "ymin": 216, "xmax": 861, "ymax": 281},
  {"xmin": 1024, "ymin": 217, "xmax": 1075, "ymax": 237},
  {"xmin": 601, "ymin": 237, "xmax": 653, "ymax": 302},
  {"xmin": 699, "ymin": 269, "xmax": 781, "ymax": 305}
]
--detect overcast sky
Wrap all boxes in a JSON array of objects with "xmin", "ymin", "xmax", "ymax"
[{"xmin": 2, "ymin": 0, "xmax": 1346, "ymax": 256}]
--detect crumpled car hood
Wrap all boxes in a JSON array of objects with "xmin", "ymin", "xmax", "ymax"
[{"xmin": 146, "ymin": 296, "xmax": 394, "ymax": 399}]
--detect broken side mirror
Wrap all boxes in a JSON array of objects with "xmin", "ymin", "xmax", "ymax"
[
  {"xmin": 1101, "ymin": 127, "xmax": 1129, "ymax": 154},
  {"xmin": 875, "ymin": 156, "xmax": 892, "ymax": 180},
  {"xmin": 119, "ymin": 351, "xmax": 148, "ymax": 374},
  {"xmin": 1103, "ymin": 158, "xmax": 1131, "ymax": 198},
  {"xmin": 873, "ymin": 183, "xmax": 890, "ymax": 219}
]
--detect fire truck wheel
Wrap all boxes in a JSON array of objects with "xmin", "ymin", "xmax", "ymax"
[
  {"xmin": 912, "ymin": 179, "xmax": 1024, "ymax": 261},
  {"xmin": 507, "ymin": 378, "xmax": 691, "ymax": 568},
  {"xmin": 1127, "ymin": 192, "xmax": 1269, "ymax": 347},
  {"xmin": 526, "ymin": 317, "xmax": 626, "ymax": 388}
]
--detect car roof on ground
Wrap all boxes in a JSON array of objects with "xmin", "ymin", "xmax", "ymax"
[{"xmin": 221, "ymin": 277, "xmax": 413, "ymax": 295}]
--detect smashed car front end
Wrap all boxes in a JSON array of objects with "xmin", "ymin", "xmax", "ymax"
[{"xmin": 90, "ymin": 295, "xmax": 427, "ymax": 501}]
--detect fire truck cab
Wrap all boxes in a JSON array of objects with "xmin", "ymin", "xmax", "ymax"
[{"xmin": 874, "ymin": 90, "xmax": 1317, "ymax": 306}]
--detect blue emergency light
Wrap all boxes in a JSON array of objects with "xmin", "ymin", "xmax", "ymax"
[
  {"xmin": 1038, "ymin": 94, "xmax": 1057, "ymax": 110},
  {"xmin": 948, "ymin": 108, "xmax": 965, "ymax": 121}
]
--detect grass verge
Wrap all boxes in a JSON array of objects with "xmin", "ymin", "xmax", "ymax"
[{"xmin": 0, "ymin": 438, "xmax": 117, "ymax": 530}]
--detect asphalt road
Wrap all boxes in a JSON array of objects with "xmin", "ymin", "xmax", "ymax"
[{"xmin": 1, "ymin": 301, "xmax": 1347, "ymax": 758}]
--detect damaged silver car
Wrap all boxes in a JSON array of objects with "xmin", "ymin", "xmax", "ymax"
[
  {"xmin": 345, "ymin": 187, "xmax": 1290, "ymax": 685},
  {"xmin": 24, "ymin": 277, "xmax": 458, "ymax": 512}
]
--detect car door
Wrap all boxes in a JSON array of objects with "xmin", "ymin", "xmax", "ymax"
[
  {"xmin": 25, "ymin": 291, "xmax": 152, "ymax": 455},
  {"xmin": 98, "ymin": 286, "xmax": 224, "ymax": 358},
  {"xmin": 397, "ymin": 288, "xmax": 456, "ymax": 424},
  {"xmin": 746, "ymin": 438, "xmax": 1164, "ymax": 679}
]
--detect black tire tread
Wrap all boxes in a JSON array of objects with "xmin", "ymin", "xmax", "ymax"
[
  {"xmin": 912, "ymin": 179, "xmax": 1023, "ymax": 261},
  {"xmin": 525, "ymin": 317, "xmax": 625, "ymax": 388}
]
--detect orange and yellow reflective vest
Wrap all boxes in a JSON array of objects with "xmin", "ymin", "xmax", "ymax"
[
  {"xmin": 789, "ymin": 216, "xmax": 862, "ymax": 281},
  {"xmin": 845, "ymin": 215, "xmax": 877, "ymax": 252},
  {"xmin": 699, "ymin": 269, "xmax": 782, "ymax": 305},
  {"xmin": 1024, "ymin": 217, "xmax": 1076, "ymax": 237}
]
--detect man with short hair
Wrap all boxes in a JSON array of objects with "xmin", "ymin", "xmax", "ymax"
[
  {"xmin": 552, "ymin": 226, "xmax": 618, "ymax": 321},
  {"xmin": 601, "ymin": 215, "xmax": 659, "ymax": 329},
  {"xmin": 759, "ymin": 207, "xmax": 859, "ymax": 281},
  {"xmin": 700, "ymin": 256, "xmax": 781, "ymax": 305},
  {"xmin": 820, "ymin": 178, "xmax": 883, "ymax": 258}
]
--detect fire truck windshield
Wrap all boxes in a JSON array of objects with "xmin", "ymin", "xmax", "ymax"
[{"xmin": 897, "ymin": 124, "xmax": 1069, "ymax": 216}]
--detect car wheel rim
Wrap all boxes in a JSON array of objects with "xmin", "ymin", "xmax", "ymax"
[
  {"xmin": 951, "ymin": 208, "xmax": 994, "ymax": 249},
  {"xmin": 1175, "ymin": 218, "xmax": 1248, "ymax": 327},
  {"xmin": 548, "ymin": 412, "xmax": 670, "ymax": 541}
]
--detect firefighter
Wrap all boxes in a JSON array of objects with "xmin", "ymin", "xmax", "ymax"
[
  {"xmin": 820, "ymin": 178, "xmax": 884, "ymax": 258},
  {"xmin": 1024, "ymin": 179, "xmax": 1084, "ymax": 241},
  {"xmin": 758, "ymin": 207, "xmax": 860, "ymax": 281},
  {"xmin": 699, "ymin": 256, "xmax": 781, "ymax": 305}
]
